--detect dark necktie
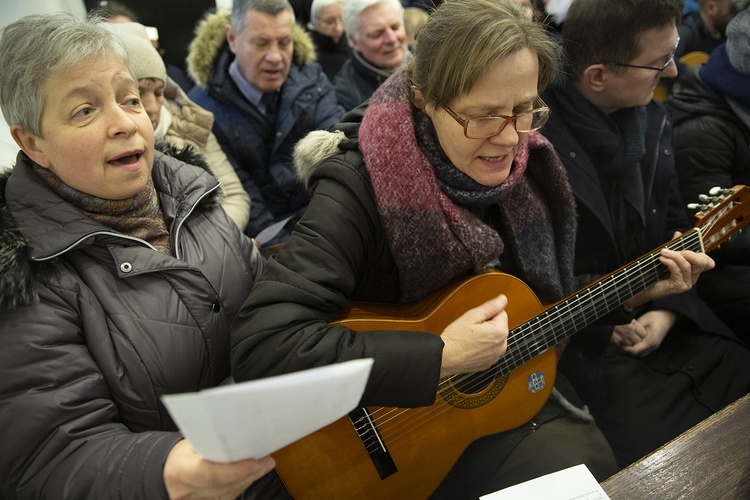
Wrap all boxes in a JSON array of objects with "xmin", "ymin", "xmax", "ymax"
[{"xmin": 261, "ymin": 92, "xmax": 279, "ymax": 123}]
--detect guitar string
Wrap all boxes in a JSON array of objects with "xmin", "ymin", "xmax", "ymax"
[
  {"xmin": 358, "ymin": 194, "xmax": 740, "ymax": 455},
  {"xmin": 355, "ymin": 229, "xmax": 704, "ymax": 455},
  {"xmin": 358, "ymin": 234, "xmax": 695, "ymax": 454},
  {"xmin": 366, "ymin": 230, "xmax": 701, "ymax": 445}
]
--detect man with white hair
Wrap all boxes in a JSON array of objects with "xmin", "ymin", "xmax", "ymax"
[{"xmin": 333, "ymin": 0, "xmax": 410, "ymax": 112}]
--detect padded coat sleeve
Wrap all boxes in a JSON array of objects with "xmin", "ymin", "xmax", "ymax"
[
  {"xmin": 0, "ymin": 283, "xmax": 181, "ymax": 499},
  {"xmin": 230, "ymin": 154, "xmax": 444, "ymax": 408}
]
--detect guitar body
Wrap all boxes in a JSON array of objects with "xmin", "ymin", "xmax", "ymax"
[
  {"xmin": 272, "ymin": 186, "xmax": 750, "ymax": 498},
  {"xmin": 273, "ymin": 272, "xmax": 556, "ymax": 499}
]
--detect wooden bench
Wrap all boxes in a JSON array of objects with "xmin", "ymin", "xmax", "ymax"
[{"xmin": 600, "ymin": 393, "xmax": 750, "ymax": 499}]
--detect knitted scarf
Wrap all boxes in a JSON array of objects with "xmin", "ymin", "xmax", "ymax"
[
  {"xmin": 551, "ymin": 74, "xmax": 647, "ymax": 261},
  {"xmin": 358, "ymin": 66, "xmax": 577, "ymax": 307},
  {"xmin": 33, "ymin": 166, "xmax": 172, "ymax": 255}
]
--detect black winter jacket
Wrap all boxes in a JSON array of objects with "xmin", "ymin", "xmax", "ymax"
[
  {"xmin": 668, "ymin": 66, "xmax": 750, "ymax": 197},
  {"xmin": 541, "ymin": 94, "xmax": 733, "ymax": 352},
  {"xmin": 333, "ymin": 53, "xmax": 393, "ymax": 113},
  {"xmin": 230, "ymin": 106, "xmax": 444, "ymax": 408}
]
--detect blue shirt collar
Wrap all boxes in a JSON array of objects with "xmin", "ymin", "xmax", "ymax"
[{"xmin": 229, "ymin": 59, "xmax": 265, "ymax": 112}]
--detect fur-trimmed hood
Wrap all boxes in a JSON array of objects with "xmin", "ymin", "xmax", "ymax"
[
  {"xmin": 0, "ymin": 143, "xmax": 221, "ymax": 312},
  {"xmin": 294, "ymin": 106, "xmax": 364, "ymax": 188},
  {"xmin": 294, "ymin": 129, "xmax": 348, "ymax": 187},
  {"xmin": 187, "ymin": 10, "xmax": 317, "ymax": 89}
]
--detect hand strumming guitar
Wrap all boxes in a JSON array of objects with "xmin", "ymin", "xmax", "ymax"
[{"xmin": 439, "ymin": 294, "xmax": 509, "ymax": 378}]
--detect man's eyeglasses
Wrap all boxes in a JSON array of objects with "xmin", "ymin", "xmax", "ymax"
[
  {"xmin": 442, "ymin": 97, "xmax": 551, "ymax": 139},
  {"xmin": 600, "ymin": 36, "xmax": 680, "ymax": 72}
]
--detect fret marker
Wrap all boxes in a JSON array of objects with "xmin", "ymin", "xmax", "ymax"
[{"xmin": 527, "ymin": 371, "xmax": 545, "ymax": 393}]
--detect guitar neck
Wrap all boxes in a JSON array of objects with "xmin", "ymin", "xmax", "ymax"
[{"xmin": 498, "ymin": 228, "xmax": 704, "ymax": 375}]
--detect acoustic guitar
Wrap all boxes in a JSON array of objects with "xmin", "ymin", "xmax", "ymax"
[{"xmin": 273, "ymin": 186, "xmax": 750, "ymax": 499}]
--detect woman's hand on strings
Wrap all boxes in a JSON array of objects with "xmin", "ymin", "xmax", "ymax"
[
  {"xmin": 440, "ymin": 294, "xmax": 509, "ymax": 378},
  {"xmin": 622, "ymin": 232, "xmax": 715, "ymax": 310}
]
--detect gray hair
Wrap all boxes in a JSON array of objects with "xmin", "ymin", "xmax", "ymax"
[
  {"xmin": 310, "ymin": 0, "xmax": 344, "ymax": 23},
  {"xmin": 0, "ymin": 13, "xmax": 131, "ymax": 137},
  {"xmin": 342, "ymin": 0, "xmax": 403, "ymax": 42},
  {"xmin": 231, "ymin": 0, "xmax": 296, "ymax": 34}
]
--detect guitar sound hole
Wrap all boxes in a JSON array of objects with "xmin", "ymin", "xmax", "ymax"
[{"xmin": 442, "ymin": 368, "xmax": 509, "ymax": 409}]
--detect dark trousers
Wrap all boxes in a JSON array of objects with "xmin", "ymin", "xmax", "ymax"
[
  {"xmin": 697, "ymin": 264, "xmax": 750, "ymax": 346},
  {"xmin": 559, "ymin": 326, "xmax": 750, "ymax": 468},
  {"xmin": 431, "ymin": 374, "xmax": 618, "ymax": 499}
]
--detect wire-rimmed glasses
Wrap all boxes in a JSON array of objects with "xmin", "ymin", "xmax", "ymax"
[{"xmin": 600, "ymin": 36, "xmax": 681, "ymax": 72}]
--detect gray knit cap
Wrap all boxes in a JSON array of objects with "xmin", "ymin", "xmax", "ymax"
[
  {"xmin": 104, "ymin": 22, "xmax": 167, "ymax": 83},
  {"xmin": 726, "ymin": 8, "xmax": 750, "ymax": 75}
]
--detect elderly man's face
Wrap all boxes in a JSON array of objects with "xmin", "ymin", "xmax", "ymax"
[
  {"xmin": 15, "ymin": 55, "xmax": 154, "ymax": 200},
  {"xmin": 350, "ymin": 1, "xmax": 407, "ymax": 69},
  {"xmin": 227, "ymin": 8, "xmax": 295, "ymax": 93},
  {"xmin": 314, "ymin": 3, "xmax": 345, "ymax": 43}
]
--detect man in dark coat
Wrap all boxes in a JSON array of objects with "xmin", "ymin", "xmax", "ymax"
[
  {"xmin": 676, "ymin": 0, "xmax": 748, "ymax": 57},
  {"xmin": 333, "ymin": 0, "xmax": 410, "ymax": 112},
  {"xmin": 541, "ymin": 0, "xmax": 750, "ymax": 468},
  {"xmin": 667, "ymin": 8, "xmax": 750, "ymax": 343},
  {"xmin": 187, "ymin": 0, "xmax": 344, "ymax": 246}
]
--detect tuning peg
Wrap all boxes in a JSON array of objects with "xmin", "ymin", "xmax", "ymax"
[{"xmin": 709, "ymin": 186, "xmax": 723, "ymax": 196}]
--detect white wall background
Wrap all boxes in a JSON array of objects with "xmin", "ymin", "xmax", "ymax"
[
  {"xmin": 1, "ymin": 0, "xmax": 88, "ymax": 168},
  {"xmin": 0, "ymin": 0, "xmax": 86, "ymax": 32}
]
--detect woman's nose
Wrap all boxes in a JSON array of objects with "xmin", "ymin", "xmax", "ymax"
[{"xmin": 487, "ymin": 119, "xmax": 520, "ymax": 146}]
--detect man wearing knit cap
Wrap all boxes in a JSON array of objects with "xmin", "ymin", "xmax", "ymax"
[
  {"xmin": 541, "ymin": 0, "xmax": 750, "ymax": 469},
  {"xmin": 667, "ymin": 7, "xmax": 750, "ymax": 345},
  {"xmin": 105, "ymin": 22, "xmax": 252, "ymax": 232}
]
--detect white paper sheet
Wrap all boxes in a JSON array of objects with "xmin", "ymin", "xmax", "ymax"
[
  {"xmin": 254, "ymin": 215, "xmax": 295, "ymax": 246},
  {"xmin": 161, "ymin": 358, "xmax": 373, "ymax": 462},
  {"xmin": 480, "ymin": 464, "xmax": 611, "ymax": 500}
]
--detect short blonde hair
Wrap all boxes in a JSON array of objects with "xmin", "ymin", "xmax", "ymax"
[{"xmin": 409, "ymin": 0, "xmax": 558, "ymax": 109}]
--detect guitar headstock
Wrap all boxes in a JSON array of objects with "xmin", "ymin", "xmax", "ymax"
[{"xmin": 690, "ymin": 185, "xmax": 750, "ymax": 253}]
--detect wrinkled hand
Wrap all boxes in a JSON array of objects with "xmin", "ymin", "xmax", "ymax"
[
  {"xmin": 163, "ymin": 440, "xmax": 276, "ymax": 499},
  {"xmin": 610, "ymin": 310, "xmax": 677, "ymax": 357},
  {"xmin": 623, "ymin": 232, "xmax": 715, "ymax": 310},
  {"xmin": 440, "ymin": 294, "xmax": 508, "ymax": 378}
]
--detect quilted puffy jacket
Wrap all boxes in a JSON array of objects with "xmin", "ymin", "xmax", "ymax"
[{"xmin": 0, "ymin": 148, "xmax": 263, "ymax": 498}]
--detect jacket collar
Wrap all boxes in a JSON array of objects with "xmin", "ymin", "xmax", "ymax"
[
  {"xmin": 0, "ymin": 146, "xmax": 221, "ymax": 311},
  {"xmin": 187, "ymin": 9, "xmax": 317, "ymax": 90},
  {"xmin": 5, "ymin": 152, "xmax": 219, "ymax": 262}
]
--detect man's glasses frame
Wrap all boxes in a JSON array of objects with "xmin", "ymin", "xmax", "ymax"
[
  {"xmin": 442, "ymin": 97, "xmax": 551, "ymax": 139},
  {"xmin": 600, "ymin": 36, "xmax": 681, "ymax": 72}
]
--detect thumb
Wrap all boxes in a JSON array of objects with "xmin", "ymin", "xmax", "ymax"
[{"xmin": 464, "ymin": 294, "xmax": 508, "ymax": 323}]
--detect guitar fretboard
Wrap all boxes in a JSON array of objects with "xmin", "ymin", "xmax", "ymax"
[{"xmin": 497, "ymin": 228, "xmax": 704, "ymax": 375}]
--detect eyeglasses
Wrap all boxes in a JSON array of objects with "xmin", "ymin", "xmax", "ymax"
[
  {"xmin": 442, "ymin": 97, "xmax": 551, "ymax": 139},
  {"xmin": 600, "ymin": 36, "xmax": 680, "ymax": 72}
]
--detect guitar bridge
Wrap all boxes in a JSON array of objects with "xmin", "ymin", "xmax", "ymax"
[{"xmin": 349, "ymin": 407, "xmax": 398, "ymax": 480}]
